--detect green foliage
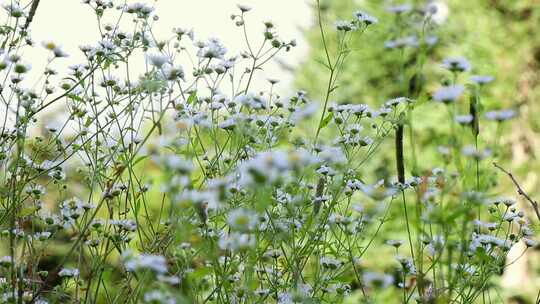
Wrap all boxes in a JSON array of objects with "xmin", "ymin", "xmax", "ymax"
[{"xmin": 1, "ymin": 1, "xmax": 539, "ymax": 304}]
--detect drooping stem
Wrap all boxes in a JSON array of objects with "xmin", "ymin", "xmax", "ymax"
[{"xmin": 493, "ymin": 162, "xmax": 540, "ymax": 222}]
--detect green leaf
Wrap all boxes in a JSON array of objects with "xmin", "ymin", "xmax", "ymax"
[
  {"xmin": 133, "ymin": 155, "xmax": 148, "ymax": 167},
  {"xmin": 67, "ymin": 94, "xmax": 83, "ymax": 101},
  {"xmin": 320, "ymin": 112, "xmax": 334, "ymax": 129},
  {"xmin": 20, "ymin": 207, "xmax": 38, "ymax": 217},
  {"xmin": 102, "ymin": 59, "xmax": 112, "ymax": 69},
  {"xmin": 84, "ymin": 117, "xmax": 93, "ymax": 128},
  {"xmin": 187, "ymin": 91, "xmax": 197, "ymax": 104}
]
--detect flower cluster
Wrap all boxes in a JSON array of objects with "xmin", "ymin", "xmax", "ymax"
[{"xmin": 0, "ymin": 1, "xmax": 534, "ymax": 304}]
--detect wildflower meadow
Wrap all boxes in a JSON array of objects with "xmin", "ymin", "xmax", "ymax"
[{"xmin": 0, "ymin": 0, "xmax": 539, "ymax": 303}]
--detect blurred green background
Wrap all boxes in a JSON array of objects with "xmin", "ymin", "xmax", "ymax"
[{"xmin": 295, "ymin": 0, "xmax": 540, "ymax": 302}]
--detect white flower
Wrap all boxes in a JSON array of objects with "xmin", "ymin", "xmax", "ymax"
[
  {"xmin": 470, "ymin": 75, "xmax": 494, "ymax": 85},
  {"xmin": 385, "ymin": 36, "xmax": 419, "ymax": 49},
  {"xmin": 227, "ymin": 208, "xmax": 258, "ymax": 232},
  {"xmin": 442, "ymin": 57, "xmax": 471, "ymax": 72},
  {"xmin": 524, "ymin": 239, "xmax": 538, "ymax": 248},
  {"xmin": 158, "ymin": 155, "xmax": 193, "ymax": 174},
  {"xmin": 58, "ymin": 268, "xmax": 80, "ymax": 278},
  {"xmin": 317, "ymin": 145, "xmax": 346, "ymax": 164},
  {"xmin": 124, "ymin": 3, "xmax": 154, "ymax": 17},
  {"xmin": 218, "ymin": 232, "xmax": 255, "ymax": 252},
  {"xmin": 455, "ymin": 114, "xmax": 473, "ymax": 124},
  {"xmin": 425, "ymin": 35, "xmax": 439, "ymax": 46},
  {"xmin": 335, "ymin": 20, "xmax": 357, "ymax": 32},
  {"xmin": 385, "ymin": 97, "xmax": 413, "ymax": 107},
  {"xmin": 143, "ymin": 291, "xmax": 176, "ymax": 304},
  {"xmin": 237, "ymin": 4, "xmax": 252, "ymax": 12},
  {"xmin": 461, "ymin": 145, "xmax": 491, "ymax": 160},
  {"xmin": 111, "ymin": 219, "xmax": 137, "ymax": 232},
  {"xmin": 3, "ymin": 3, "xmax": 24, "ymax": 18},
  {"xmin": 59, "ymin": 197, "xmax": 86, "ymax": 220},
  {"xmin": 97, "ymin": 39, "xmax": 116, "ymax": 55},
  {"xmin": 235, "ymin": 93, "xmax": 267, "ymax": 110},
  {"xmin": 161, "ymin": 63, "xmax": 185, "ymax": 81},
  {"xmin": 386, "ymin": 239, "xmax": 404, "ymax": 248},
  {"xmin": 358, "ymin": 180, "xmax": 397, "ymax": 200},
  {"xmin": 277, "ymin": 292, "xmax": 293, "ymax": 304},
  {"xmin": 433, "ymin": 85, "xmax": 464, "ymax": 103},
  {"xmin": 387, "ymin": 4, "xmax": 412, "ymax": 14},
  {"xmin": 123, "ymin": 251, "xmax": 168, "ymax": 274},
  {"xmin": 176, "ymin": 189, "xmax": 220, "ymax": 210},
  {"xmin": 396, "ymin": 256, "xmax": 416, "ymax": 275},
  {"xmin": 42, "ymin": 40, "xmax": 58, "ymax": 51},
  {"xmin": 13, "ymin": 62, "xmax": 31, "ymax": 74},
  {"xmin": 503, "ymin": 213, "xmax": 519, "ymax": 223},
  {"xmin": 42, "ymin": 41, "xmax": 69, "ymax": 58},
  {"xmin": 237, "ymin": 150, "xmax": 317, "ymax": 187},
  {"xmin": 426, "ymin": 1, "xmax": 449, "ymax": 25},
  {"xmin": 485, "ymin": 109, "xmax": 516, "ymax": 122},
  {"xmin": 34, "ymin": 231, "xmax": 52, "ymax": 241},
  {"xmin": 196, "ymin": 38, "xmax": 227, "ymax": 59},
  {"xmin": 147, "ymin": 53, "xmax": 170, "ymax": 68},
  {"xmin": 320, "ymin": 256, "xmax": 342, "ymax": 269},
  {"xmin": 291, "ymin": 102, "xmax": 317, "ymax": 122},
  {"xmin": 352, "ymin": 202, "xmax": 364, "ymax": 213},
  {"xmin": 173, "ymin": 27, "xmax": 194, "ymax": 40},
  {"xmin": 470, "ymin": 233, "xmax": 512, "ymax": 252},
  {"xmin": 455, "ymin": 263, "xmax": 476, "ymax": 277},
  {"xmin": 489, "ymin": 196, "xmax": 516, "ymax": 207},
  {"xmin": 0, "ymin": 256, "xmax": 13, "ymax": 267},
  {"xmin": 354, "ymin": 10, "xmax": 378, "ymax": 25},
  {"xmin": 363, "ymin": 272, "xmax": 394, "ymax": 288}
]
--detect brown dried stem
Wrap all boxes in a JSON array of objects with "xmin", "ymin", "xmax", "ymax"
[{"xmin": 493, "ymin": 162, "xmax": 540, "ymax": 222}]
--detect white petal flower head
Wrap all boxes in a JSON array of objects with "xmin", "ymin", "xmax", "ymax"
[
  {"xmin": 237, "ymin": 4, "xmax": 252, "ymax": 13},
  {"xmin": 335, "ymin": 20, "xmax": 358, "ymax": 32},
  {"xmin": 227, "ymin": 208, "xmax": 258, "ymax": 232},
  {"xmin": 426, "ymin": 1, "xmax": 449, "ymax": 25},
  {"xmin": 455, "ymin": 114, "xmax": 473, "ymax": 124},
  {"xmin": 317, "ymin": 145, "xmax": 347, "ymax": 165},
  {"xmin": 143, "ymin": 291, "xmax": 176, "ymax": 304},
  {"xmin": 3, "ymin": 3, "xmax": 24, "ymax": 18},
  {"xmin": 384, "ymin": 36, "xmax": 419, "ymax": 49},
  {"xmin": 442, "ymin": 57, "xmax": 471, "ymax": 73},
  {"xmin": 461, "ymin": 145, "xmax": 491, "ymax": 160},
  {"xmin": 320, "ymin": 256, "xmax": 342, "ymax": 269},
  {"xmin": 42, "ymin": 40, "xmax": 69, "ymax": 58},
  {"xmin": 53, "ymin": 47, "xmax": 69, "ymax": 58},
  {"xmin": 123, "ymin": 251, "xmax": 168, "ymax": 274},
  {"xmin": 14, "ymin": 62, "xmax": 31, "ymax": 74},
  {"xmin": 291, "ymin": 102, "xmax": 318, "ymax": 122},
  {"xmin": 485, "ymin": 109, "xmax": 516, "ymax": 122},
  {"xmin": 58, "ymin": 268, "xmax": 80, "ymax": 278},
  {"xmin": 358, "ymin": 180, "xmax": 397, "ymax": 200},
  {"xmin": 363, "ymin": 272, "xmax": 394, "ymax": 288},
  {"xmin": 385, "ymin": 97, "xmax": 413, "ymax": 107},
  {"xmin": 433, "ymin": 85, "xmax": 464, "ymax": 104},
  {"xmin": 0, "ymin": 256, "xmax": 13, "ymax": 267},
  {"xmin": 197, "ymin": 38, "xmax": 227, "ymax": 59},
  {"xmin": 218, "ymin": 232, "xmax": 255, "ymax": 251},
  {"xmin": 524, "ymin": 238, "xmax": 538, "ymax": 248},
  {"xmin": 42, "ymin": 40, "xmax": 58, "ymax": 51},
  {"xmin": 161, "ymin": 63, "xmax": 185, "ymax": 81},
  {"xmin": 147, "ymin": 53, "xmax": 170, "ymax": 69},
  {"xmin": 470, "ymin": 75, "xmax": 494, "ymax": 85},
  {"xmin": 386, "ymin": 239, "xmax": 404, "ymax": 248},
  {"xmin": 387, "ymin": 4, "xmax": 412, "ymax": 14},
  {"xmin": 354, "ymin": 10, "xmax": 378, "ymax": 25}
]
